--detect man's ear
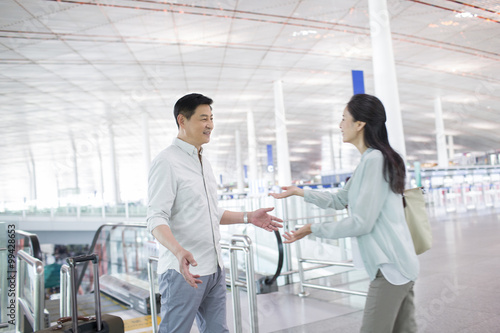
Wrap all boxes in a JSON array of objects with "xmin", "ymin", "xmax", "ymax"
[{"xmin": 177, "ymin": 114, "xmax": 185, "ymax": 128}]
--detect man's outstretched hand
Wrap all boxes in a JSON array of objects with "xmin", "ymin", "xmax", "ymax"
[{"xmin": 249, "ymin": 207, "xmax": 283, "ymax": 232}]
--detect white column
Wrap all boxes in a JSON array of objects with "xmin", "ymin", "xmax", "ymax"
[
  {"xmin": 434, "ymin": 97, "xmax": 448, "ymax": 168},
  {"xmin": 108, "ymin": 123, "xmax": 121, "ymax": 204},
  {"xmin": 28, "ymin": 150, "xmax": 37, "ymax": 201},
  {"xmin": 70, "ymin": 136, "xmax": 79, "ymax": 192},
  {"xmin": 447, "ymin": 135, "xmax": 455, "ymax": 162},
  {"xmin": 96, "ymin": 144, "xmax": 106, "ymax": 217},
  {"xmin": 321, "ymin": 135, "xmax": 333, "ymax": 173},
  {"xmin": 274, "ymin": 80, "xmax": 292, "ymax": 186},
  {"xmin": 330, "ymin": 131, "xmax": 340, "ymax": 183},
  {"xmin": 247, "ymin": 110, "xmax": 258, "ymax": 195},
  {"xmin": 142, "ymin": 111, "xmax": 151, "ymax": 204},
  {"xmin": 235, "ymin": 130, "xmax": 245, "ymax": 193},
  {"xmin": 70, "ymin": 136, "xmax": 80, "ymax": 218},
  {"xmin": 368, "ymin": 0, "xmax": 406, "ymax": 158},
  {"xmin": 337, "ymin": 133, "xmax": 343, "ymax": 171}
]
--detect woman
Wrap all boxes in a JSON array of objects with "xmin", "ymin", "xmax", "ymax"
[{"xmin": 271, "ymin": 94, "xmax": 419, "ymax": 333}]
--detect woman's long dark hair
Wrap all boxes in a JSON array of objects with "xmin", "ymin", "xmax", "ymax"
[{"xmin": 346, "ymin": 94, "xmax": 406, "ymax": 194}]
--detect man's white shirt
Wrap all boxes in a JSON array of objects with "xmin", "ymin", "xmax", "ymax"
[{"xmin": 147, "ymin": 138, "xmax": 225, "ymax": 276}]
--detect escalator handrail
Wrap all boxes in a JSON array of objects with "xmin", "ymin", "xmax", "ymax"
[
  {"xmin": 263, "ymin": 230, "xmax": 284, "ymax": 286},
  {"xmin": 77, "ymin": 222, "xmax": 147, "ymax": 289},
  {"xmin": 15, "ymin": 230, "xmax": 43, "ymax": 261}
]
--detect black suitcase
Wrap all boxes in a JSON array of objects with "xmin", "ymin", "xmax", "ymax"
[{"xmin": 39, "ymin": 254, "xmax": 124, "ymax": 333}]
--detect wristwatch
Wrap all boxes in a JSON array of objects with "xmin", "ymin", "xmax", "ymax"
[{"xmin": 243, "ymin": 212, "xmax": 248, "ymax": 224}]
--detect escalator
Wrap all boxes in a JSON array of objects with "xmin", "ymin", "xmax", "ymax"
[{"xmin": 76, "ymin": 223, "xmax": 160, "ymax": 316}]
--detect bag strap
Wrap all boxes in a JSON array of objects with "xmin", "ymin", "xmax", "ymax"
[{"xmin": 402, "ymin": 187, "xmax": 425, "ymax": 208}]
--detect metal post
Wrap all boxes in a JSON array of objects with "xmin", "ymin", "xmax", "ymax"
[
  {"xmin": 230, "ymin": 243, "xmax": 242, "ymax": 333},
  {"xmin": 147, "ymin": 257, "xmax": 159, "ymax": 333},
  {"xmin": 281, "ymin": 198, "xmax": 292, "ymax": 285},
  {"xmin": 244, "ymin": 245, "xmax": 258, "ymax": 333},
  {"xmin": 92, "ymin": 257, "xmax": 102, "ymax": 332},
  {"xmin": 60, "ymin": 264, "xmax": 71, "ymax": 317},
  {"xmin": 67, "ymin": 258, "xmax": 79, "ymax": 333},
  {"xmin": 295, "ymin": 239, "xmax": 308, "ymax": 297}
]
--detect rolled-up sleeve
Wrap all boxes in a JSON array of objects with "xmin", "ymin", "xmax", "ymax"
[
  {"xmin": 146, "ymin": 156, "xmax": 176, "ymax": 234},
  {"xmin": 217, "ymin": 207, "xmax": 226, "ymax": 222}
]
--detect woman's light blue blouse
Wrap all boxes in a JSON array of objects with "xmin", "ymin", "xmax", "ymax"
[{"xmin": 306, "ymin": 148, "xmax": 419, "ymax": 282}]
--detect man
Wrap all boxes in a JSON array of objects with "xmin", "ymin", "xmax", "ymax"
[{"xmin": 147, "ymin": 93, "xmax": 283, "ymax": 333}]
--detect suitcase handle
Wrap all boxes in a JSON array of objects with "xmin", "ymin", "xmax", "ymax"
[
  {"xmin": 53, "ymin": 316, "xmax": 95, "ymax": 330},
  {"xmin": 69, "ymin": 254, "xmax": 99, "ymax": 264},
  {"xmin": 66, "ymin": 254, "xmax": 103, "ymax": 333}
]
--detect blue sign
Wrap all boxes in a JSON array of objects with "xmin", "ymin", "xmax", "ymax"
[
  {"xmin": 352, "ymin": 70, "xmax": 365, "ymax": 95},
  {"xmin": 267, "ymin": 145, "xmax": 274, "ymax": 173}
]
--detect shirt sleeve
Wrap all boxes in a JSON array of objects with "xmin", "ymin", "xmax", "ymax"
[
  {"xmin": 217, "ymin": 207, "xmax": 226, "ymax": 222},
  {"xmin": 146, "ymin": 156, "xmax": 177, "ymax": 234},
  {"xmin": 304, "ymin": 185, "xmax": 349, "ymax": 210},
  {"xmin": 311, "ymin": 152, "xmax": 390, "ymax": 239}
]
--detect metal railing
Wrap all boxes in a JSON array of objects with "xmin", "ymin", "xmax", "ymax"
[
  {"xmin": 15, "ymin": 250, "xmax": 46, "ymax": 332},
  {"xmin": 226, "ymin": 235, "xmax": 258, "ymax": 333},
  {"xmin": 15, "ymin": 230, "xmax": 43, "ymax": 261},
  {"xmin": 147, "ymin": 234, "xmax": 259, "ymax": 333},
  {"xmin": 292, "ymin": 221, "xmax": 368, "ymax": 298}
]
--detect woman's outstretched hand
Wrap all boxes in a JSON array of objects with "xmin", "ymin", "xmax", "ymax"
[
  {"xmin": 282, "ymin": 224, "xmax": 312, "ymax": 243},
  {"xmin": 269, "ymin": 186, "xmax": 304, "ymax": 199}
]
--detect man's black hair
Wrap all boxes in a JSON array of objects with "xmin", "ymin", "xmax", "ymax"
[{"xmin": 173, "ymin": 93, "xmax": 213, "ymax": 128}]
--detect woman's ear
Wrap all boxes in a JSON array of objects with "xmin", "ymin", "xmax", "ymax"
[{"xmin": 357, "ymin": 121, "xmax": 366, "ymax": 131}]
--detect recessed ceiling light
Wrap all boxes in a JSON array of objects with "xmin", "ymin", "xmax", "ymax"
[
  {"xmin": 469, "ymin": 122, "xmax": 498, "ymax": 130},
  {"xmin": 455, "ymin": 12, "xmax": 477, "ymax": 18},
  {"xmin": 292, "ymin": 30, "xmax": 317, "ymax": 37},
  {"xmin": 290, "ymin": 147, "xmax": 312, "ymax": 153},
  {"xmin": 408, "ymin": 136, "xmax": 432, "ymax": 143}
]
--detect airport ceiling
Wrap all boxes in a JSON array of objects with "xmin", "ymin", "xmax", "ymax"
[{"xmin": 1, "ymin": 0, "xmax": 499, "ymax": 201}]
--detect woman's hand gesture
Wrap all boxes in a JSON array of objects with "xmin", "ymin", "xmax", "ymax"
[
  {"xmin": 282, "ymin": 224, "xmax": 312, "ymax": 243},
  {"xmin": 269, "ymin": 186, "xmax": 304, "ymax": 199}
]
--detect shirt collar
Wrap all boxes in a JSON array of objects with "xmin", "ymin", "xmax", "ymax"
[
  {"xmin": 364, "ymin": 147, "xmax": 374, "ymax": 155},
  {"xmin": 173, "ymin": 137, "xmax": 203, "ymax": 156},
  {"xmin": 361, "ymin": 147, "xmax": 374, "ymax": 160}
]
